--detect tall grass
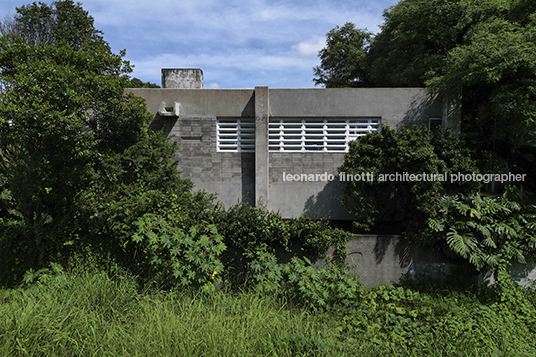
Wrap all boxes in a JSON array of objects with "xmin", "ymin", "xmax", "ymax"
[
  {"xmin": 1, "ymin": 265, "xmax": 536, "ymax": 356},
  {"xmin": 0, "ymin": 267, "xmax": 347, "ymax": 356}
]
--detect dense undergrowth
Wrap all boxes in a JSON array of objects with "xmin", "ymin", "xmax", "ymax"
[
  {"xmin": 2, "ymin": 259, "xmax": 536, "ymax": 356},
  {"xmin": 1, "ymin": 2, "xmax": 536, "ymax": 355},
  {"xmin": 2, "ymin": 197, "xmax": 536, "ymax": 356}
]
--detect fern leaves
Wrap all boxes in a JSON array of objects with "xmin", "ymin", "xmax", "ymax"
[{"xmin": 427, "ymin": 190, "xmax": 536, "ymax": 272}]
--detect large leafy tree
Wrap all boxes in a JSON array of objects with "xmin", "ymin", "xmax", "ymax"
[
  {"xmin": 316, "ymin": 0, "xmax": 536, "ymax": 190},
  {"xmin": 339, "ymin": 125, "xmax": 480, "ymax": 236},
  {"xmin": 0, "ymin": 1, "xmax": 195, "ymax": 278},
  {"xmin": 313, "ymin": 23, "xmax": 373, "ymax": 88}
]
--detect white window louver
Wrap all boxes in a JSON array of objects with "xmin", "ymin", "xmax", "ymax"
[
  {"xmin": 268, "ymin": 118, "xmax": 380, "ymax": 152},
  {"xmin": 217, "ymin": 118, "xmax": 255, "ymax": 152}
]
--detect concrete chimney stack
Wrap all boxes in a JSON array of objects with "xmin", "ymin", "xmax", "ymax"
[{"xmin": 161, "ymin": 68, "xmax": 203, "ymax": 89}]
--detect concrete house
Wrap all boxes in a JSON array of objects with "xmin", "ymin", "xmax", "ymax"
[{"xmin": 127, "ymin": 69, "xmax": 461, "ymax": 220}]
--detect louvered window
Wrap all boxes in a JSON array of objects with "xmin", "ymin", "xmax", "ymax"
[
  {"xmin": 268, "ymin": 118, "xmax": 380, "ymax": 152},
  {"xmin": 216, "ymin": 118, "xmax": 255, "ymax": 152}
]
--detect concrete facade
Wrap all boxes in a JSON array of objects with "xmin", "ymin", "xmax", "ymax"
[{"xmin": 126, "ymin": 70, "xmax": 460, "ymax": 219}]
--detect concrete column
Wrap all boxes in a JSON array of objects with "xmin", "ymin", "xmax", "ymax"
[{"xmin": 255, "ymin": 86, "xmax": 269, "ymax": 206}]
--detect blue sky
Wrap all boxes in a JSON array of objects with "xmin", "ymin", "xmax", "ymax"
[{"xmin": 0, "ymin": 0, "xmax": 399, "ymax": 88}]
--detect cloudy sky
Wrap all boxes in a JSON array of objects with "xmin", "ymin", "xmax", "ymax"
[{"xmin": 1, "ymin": 0, "xmax": 399, "ymax": 88}]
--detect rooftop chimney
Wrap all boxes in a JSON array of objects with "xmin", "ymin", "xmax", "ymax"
[{"xmin": 161, "ymin": 68, "xmax": 203, "ymax": 89}]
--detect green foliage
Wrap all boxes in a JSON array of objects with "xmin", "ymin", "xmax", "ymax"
[
  {"xmin": 283, "ymin": 256, "xmax": 362, "ymax": 313},
  {"xmin": 0, "ymin": 265, "xmax": 352, "ymax": 357},
  {"xmin": 132, "ymin": 214, "xmax": 226, "ymax": 290},
  {"xmin": 22, "ymin": 262, "xmax": 65, "ymax": 287},
  {"xmin": 0, "ymin": 1, "xmax": 200, "ymax": 285},
  {"xmin": 313, "ymin": 23, "xmax": 373, "ymax": 88},
  {"xmin": 4, "ymin": 256, "xmax": 536, "ymax": 356},
  {"xmin": 211, "ymin": 202, "xmax": 352, "ymax": 289},
  {"xmin": 340, "ymin": 125, "xmax": 480, "ymax": 236},
  {"xmin": 12, "ymin": 0, "xmax": 105, "ymax": 48},
  {"xmin": 243, "ymin": 244, "xmax": 284, "ymax": 294},
  {"xmin": 127, "ymin": 77, "xmax": 160, "ymax": 88},
  {"xmin": 426, "ymin": 0, "xmax": 536, "ymax": 149},
  {"xmin": 315, "ymin": 0, "xmax": 536, "ymax": 189},
  {"xmin": 0, "ymin": 0, "xmax": 133, "ymax": 228},
  {"xmin": 427, "ymin": 188, "xmax": 536, "ymax": 276},
  {"xmin": 213, "ymin": 202, "xmax": 350, "ymax": 260},
  {"xmin": 213, "ymin": 203, "xmax": 293, "ymax": 253}
]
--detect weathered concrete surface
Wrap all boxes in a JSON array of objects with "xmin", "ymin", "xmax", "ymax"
[
  {"xmin": 127, "ymin": 88, "xmax": 255, "ymax": 118},
  {"xmin": 125, "ymin": 85, "xmax": 459, "ymax": 218},
  {"xmin": 255, "ymin": 87, "xmax": 269, "ymax": 206},
  {"xmin": 162, "ymin": 68, "xmax": 203, "ymax": 89},
  {"xmin": 269, "ymin": 88, "xmax": 445, "ymax": 130},
  {"xmin": 268, "ymin": 152, "xmax": 351, "ymax": 218},
  {"xmin": 314, "ymin": 235, "xmax": 467, "ymax": 287}
]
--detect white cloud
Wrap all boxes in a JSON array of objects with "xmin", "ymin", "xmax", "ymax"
[
  {"xmin": 292, "ymin": 35, "xmax": 325, "ymax": 58},
  {"xmin": 208, "ymin": 82, "xmax": 220, "ymax": 89},
  {"xmin": 0, "ymin": 0, "xmax": 399, "ymax": 88}
]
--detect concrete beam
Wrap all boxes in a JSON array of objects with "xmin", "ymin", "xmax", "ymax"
[{"xmin": 255, "ymin": 86, "xmax": 269, "ymax": 206}]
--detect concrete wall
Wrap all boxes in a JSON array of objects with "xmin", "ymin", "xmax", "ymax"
[
  {"xmin": 269, "ymin": 88, "xmax": 442, "ymax": 130},
  {"xmin": 268, "ymin": 152, "xmax": 350, "ymax": 218},
  {"xmin": 126, "ymin": 85, "xmax": 458, "ymax": 219},
  {"xmin": 315, "ymin": 235, "xmax": 535, "ymax": 288},
  {"xmin": 161, "ymin": 68, "xmax": 203, "ymax": 89},
  {"xmin": 311, "ymin": 235, "xmax": 475, "ymax": 287}
]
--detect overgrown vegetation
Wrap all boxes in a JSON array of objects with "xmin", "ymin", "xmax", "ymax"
[
  {"xmin": 1, "ymin": 0, "xmax": 536, "ymax": 355},
  {"xmin": 2, "ymin": 262, "xmax": 536, "ymax": 356},
  {"xmin": 427, "ymin": 187, "xmax": 536, "ymax": 281},
  {"xmin": 315, "ymin": 0, "xmax": 536, "ymax": 192},
  {"xmin": 339, "ymin": 124, "xmax": 480, "ymax": 236}
]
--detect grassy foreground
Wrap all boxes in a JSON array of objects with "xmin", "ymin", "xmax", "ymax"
[{"xmin": 1, "ymin": 266, "xmax": 536, "ymax": 356}]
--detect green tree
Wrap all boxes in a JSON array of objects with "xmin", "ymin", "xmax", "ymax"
[
  {"xmin": 316, "ymin": 0, "xmax": 536, "ymax": 190},
  {"xmin": 0, "ymin": 1, "xmax": 199, "ymax": 279},
  {"xmin": 313, "ymin": 23, "xmax": 373, "ymax": 88},
  {"xmin": 11, "ymin": 0, "xmax": 104, "ymax": 48}
]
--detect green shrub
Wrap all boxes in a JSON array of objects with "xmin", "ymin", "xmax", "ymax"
[
  {"xmin": 339, "ymin": 125, "xmax": 480, "ymax": 237},
  {"xmin": 211, "ymin": 202, "xmax": 352, "ymax": 289},
  {"xmin": 243, "ymin": 244, "xmax": 284, "ymax": 294},
  {"xmin": 427, "ymin": 187, "xmax": 536, "ymax": 284},
  {"xmin": 282, "ymin": 256, "xmax": 363, "ymax": 312},
  {"xmin": 132, "ymin": 214, "xmax": 226, "ymax": 291}
]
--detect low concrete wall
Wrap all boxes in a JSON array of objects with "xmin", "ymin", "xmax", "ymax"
[
  {"xmin": 313, "ymin": 235, "xmax": 536, "ymax": 288},
  {"xmin": 314, "ymin": 235, "xmax": 475, "ymax": 287}
]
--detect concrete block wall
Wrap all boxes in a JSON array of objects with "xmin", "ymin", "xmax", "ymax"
[
  {"xmin": 168, "ymin": 115, "xmax": 255, "ymax": 206},
  {"xmin": 127, "ymin": 81, "xmax": 458, "ymax": 218}
]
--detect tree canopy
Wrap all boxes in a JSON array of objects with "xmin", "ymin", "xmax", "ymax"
[
  {"xmin": 0, "ymin": 0, "xmax": 191, "ymax": 278},
  {"xmin": 315, "ymin": 0, "xmax": 536, "ymax": 191}
]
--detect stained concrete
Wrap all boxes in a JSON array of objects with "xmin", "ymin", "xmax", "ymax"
[{"xmin": 126, "ymin": 83, "xmax": 459, "ymax": 219}]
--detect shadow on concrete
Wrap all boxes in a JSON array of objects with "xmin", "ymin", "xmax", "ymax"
[
  {"xmin": 372, "ymin": 235, "xmax": 411, "ymax": 269},
  {"xmin": 302, "ymin": 179, "xmax": 355, "ymax": 220},
  {"xmin": 241, "ymin": 153, "xmax": 255, "ymax": 206},
  {"xmin": 399, "ymin": 91, "xmax": 439, "ymax": 129},
  {"xmin": 241, "ymin": 93, "xmax": 255, "ymax": 117},
  {"xmin": 148, "ymin": 114, "xmax": 178, "ymax": 136}
]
